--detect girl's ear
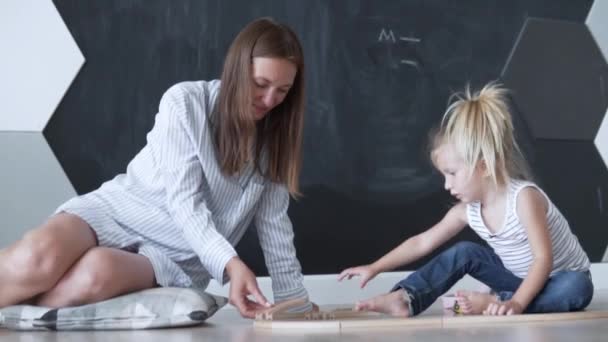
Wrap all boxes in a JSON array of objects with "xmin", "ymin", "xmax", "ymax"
[{"xmin": 478, "ymin": 160, "xmax": 490, "ymax": 177}]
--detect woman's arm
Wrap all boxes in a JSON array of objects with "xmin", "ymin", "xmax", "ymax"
[
  {"xmin": 253, "ymin": 181, "xmax": 311, "ymax": 311},
  {"xmin": 156, "ymin": 85, "xmax": 269, "ymax": 317},
  {"xmin": 156, "ymin": 86, "xmax": 237, "ymax": 283}
]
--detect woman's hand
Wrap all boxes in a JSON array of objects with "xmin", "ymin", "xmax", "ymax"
[
  {"xmin": 337, "ymin": 264, "xmax": 379, "ymax": 288},
  {"xmin": 225, "ymin": 257, "xmax": 271, "ymax": 318},
  {"xmin": 483, "ymin": 300, "xmax": 524, "ymax": 316}
]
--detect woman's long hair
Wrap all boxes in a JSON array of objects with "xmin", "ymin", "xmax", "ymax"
[{"xmin": 215, "ymin": 17, "xmax": 305, "ymax": 197}]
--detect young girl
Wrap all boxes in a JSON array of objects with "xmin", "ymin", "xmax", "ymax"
[
  {"xmin": 338, "ymin": 83, "xmax": 593, "ymax": 316},
  {"xmin": 0, "ymin": 18, "xmax": 312, "ymax": 318}
]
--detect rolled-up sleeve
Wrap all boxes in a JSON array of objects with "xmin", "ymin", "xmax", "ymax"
[
  {"xmin": 254, "ymin": 182, "xmax": 311, "ymax": 310},
  {"xmin": 156, "ymin": 87, "xmax": 236, "ymax": 285}
]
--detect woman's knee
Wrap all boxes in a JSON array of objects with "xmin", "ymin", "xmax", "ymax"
[
  {"xmin": 65, "ymin": 249, "xmax": 119, "ymax": 299},
  {"xmin": 10, "ymin": 229, "xmax": 67, "ymax": 282},
  {"xmin": 57, "ymin": 248, "xmax": 154, "ymax": 304},
  {"xmin": 12, "ymin": 215, "xmax": 92, "ymax": 277}
]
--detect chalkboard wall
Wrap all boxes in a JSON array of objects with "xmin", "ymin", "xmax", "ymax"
[{"xmin": 46, "ymin": 0, "xmax": 600, "ymax": 275}]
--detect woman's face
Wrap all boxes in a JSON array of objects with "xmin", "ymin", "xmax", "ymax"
[{"xmin": 251, "ymin": 57, "xmax": 297, "ymax": 120}]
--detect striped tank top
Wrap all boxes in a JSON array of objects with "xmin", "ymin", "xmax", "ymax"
[{"xmin": 466, "ymin": 179, "xmax": 590, "ymax": 278}]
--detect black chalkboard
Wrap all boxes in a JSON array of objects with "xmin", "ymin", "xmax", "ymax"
[{"xmin": 46, "ymin": 0, "xmax": 595, "ymax": 275}]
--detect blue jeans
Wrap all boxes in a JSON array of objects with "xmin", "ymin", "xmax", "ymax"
[{"xmin": 393, "ymin": 241, "xmax": 594, "ymax": 316}]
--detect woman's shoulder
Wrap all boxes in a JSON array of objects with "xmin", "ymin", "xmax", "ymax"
[
  {"xmin": 158, "ymin": 80, "xmax": 221, "ymax": 128},
  {"xmin": 160, "ymin": 80, "xmax": 220, "ymax": 113}
]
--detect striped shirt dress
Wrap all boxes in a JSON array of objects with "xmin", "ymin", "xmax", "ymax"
[
  {"xmin": 55, "ymin": 80, "xmax": 309, "ymax": 304},
  {"xmin": 466, "ymin": 179, "xmax": 590, "ymax": 278}
]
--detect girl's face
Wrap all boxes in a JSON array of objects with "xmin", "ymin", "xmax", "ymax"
[
  {"xmin": 251, "ymin": 57, "xmax": 297, "ymax": 120},
  {"xmin": 434, "ymin": 143, "xmax": 487, "ymax": 203}
]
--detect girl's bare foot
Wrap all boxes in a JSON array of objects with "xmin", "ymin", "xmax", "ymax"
[
  {"xmin": 354, "ymin": 289, "xmax": 410, "ymax": 317},
  {"xmin": 455, "ymin": 290, "xmax": 500, "ymax": 314}
]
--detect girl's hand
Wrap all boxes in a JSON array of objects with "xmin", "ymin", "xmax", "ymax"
[
  {"xmin": 225, "ymin": 257, "xmax": 271, "ymax": 318},
  {"xmin": 337, "ymin": 265, "xmax": 379, "ymax": 288},
  {"xmin": 483, "ymin": 300, "xmax": 524, "ymax": 316}
]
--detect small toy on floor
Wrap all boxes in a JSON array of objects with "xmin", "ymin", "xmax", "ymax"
[{"xmin": 441, "ymin": 295, "xmax": 463, "ymax": 316}]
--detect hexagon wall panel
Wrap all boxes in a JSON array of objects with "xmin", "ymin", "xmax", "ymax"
[
  {"xmin": 502, "ymin": 18, "xmax": 608, "ymax": 141},
  {"xmin": 43, "ymin": 0, "xmax": 606, "ymax": 274},
  {"xmin": 588, "ymin": 0, "xmax": 608, "ymax": 263},
  {"xmin": 6, "ymin": 2, "xmax": 605, "ymax": 269},
  {"xmin": 587, "ymin": 0, "xmax": 608, "ymax": 62},
  {"xmin": 596, "ymin": 108, "xmax": 608, "ymax": 175},
  {"xmin": 0, "ymin": 0, "xmax": 82, "ymax": 247},
  {"xmin": 504, "ymin": 15, "xmax": 608, "ymax": 264},
  {"xmin": 529, "ymin": 140, "xmax": 608, "ymax": 262},
  {"xmin": 0, "ymin": 0, "xmax": 84, "ymax": 131}
]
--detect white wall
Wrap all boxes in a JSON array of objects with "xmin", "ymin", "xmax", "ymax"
[
  {"xmin": 587, "ymin": 0, "xmax": 608, "ymax": 62},
  {"xmin": 0, "ymin": 133, "xmax": 76, "ymax": 244},
  {"xmin": 588, "ymin": 0, "xmax": 608, "ymax": 263},
  {"xmin": 0, "ymin": 0, "xmax": 83, "ymax": 247},
  {"xmin": 2, "ymin": 0, "xmax": 607, "ymax": 298}
]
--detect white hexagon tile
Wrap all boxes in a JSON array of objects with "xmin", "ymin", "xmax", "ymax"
[
  {"xmin": 587, "ymin": 0, "xmax": 608, "ymax": 64},
  {"xmin": 0, "ymin": 0, "xmax": 82, "ymax": 247},
  {"xmin": 588, "ymin": 1, "xmax": 608, "ymax": 262},
  {"xmin": 0, "ymin": 0, "xmax": 84, "ymax": 131}
]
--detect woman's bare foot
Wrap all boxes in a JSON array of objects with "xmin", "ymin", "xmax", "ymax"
[
  {"xmin": 455, "ymin": 290, "xmax": 500, "ymax": 314},
  {"xmin": 354, "ymin": 289, "xmax": 410, "ymax": 317}
]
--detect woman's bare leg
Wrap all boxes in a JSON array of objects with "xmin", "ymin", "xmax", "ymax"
[
  {"xmin": 36, "ymin": 247, "xmax": 156, "ymax": 307},
  {"xmin": 0, "ymin": 213, "xmax": 97, "ymax": 307}
]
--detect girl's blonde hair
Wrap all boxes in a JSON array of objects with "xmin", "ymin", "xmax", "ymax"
[{"xmin": 431, "ymin": 82, "xmax": 531, "ymax": 187}]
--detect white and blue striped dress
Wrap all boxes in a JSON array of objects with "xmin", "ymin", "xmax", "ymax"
[
  {"xmin": 467, "ymin": 179, "xmax": 590, "ymax": 278},
  {"xmin": 56, "ymin": 80, "xmax": 309, "ymax": 304}
]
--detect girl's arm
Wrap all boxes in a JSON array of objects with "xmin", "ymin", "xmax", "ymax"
[
  {"xmin": 372, "ymin": 202, "xmax": 468, "ymax": 272},
  {"xmin": 338, "ymin": 203, "xmax": 468, "ymax": 287},
  {"xmin": 495, "ymin": 187, "xmax": 552, "ymax": 314}
]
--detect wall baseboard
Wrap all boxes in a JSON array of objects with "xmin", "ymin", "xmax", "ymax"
[{"xmin": 207, "ymin": 263, "xmax": 608, "ymax": 305}]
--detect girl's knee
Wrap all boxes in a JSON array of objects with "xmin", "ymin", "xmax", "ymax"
[
  {"xmin": 561, "ymin": 271, "xmax": 593, "ymax": 293},
  {"xmin": 567, "ymin": 272, "xmax": 594, "ymax": 310},
  {"xmin": 444, "ymin": 241, "xmax": 483, "ymax": 258},
  {"xmin": 550, "ymin": 271, "xmax": 594, "ymax": 311}
]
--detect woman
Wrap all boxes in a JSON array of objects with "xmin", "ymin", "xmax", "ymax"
[{"xmin": 0, "ymin": 17, "xmax": 311, "ymax": 318}]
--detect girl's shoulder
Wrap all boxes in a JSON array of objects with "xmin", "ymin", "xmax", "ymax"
[
  {"xmin": 509, "ymin": 179, "xmax": 544, "ymax": 197},
  {"xmin": 449, "ymin": 202, "xmax": 468, "ymax": 224},
  {"xmin": 509, "ymin": 179, "xmax": 549, "ymax": 214}
]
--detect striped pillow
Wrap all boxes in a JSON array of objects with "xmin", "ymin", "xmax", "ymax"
[{"xmin": 0, "ymin": 287, "xmax": 227, "ymax": 330}]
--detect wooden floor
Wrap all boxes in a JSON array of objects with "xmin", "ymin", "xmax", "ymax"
[{"xmin": 1, "ymin": 290, "xmax": 607, "ymax": 342}]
